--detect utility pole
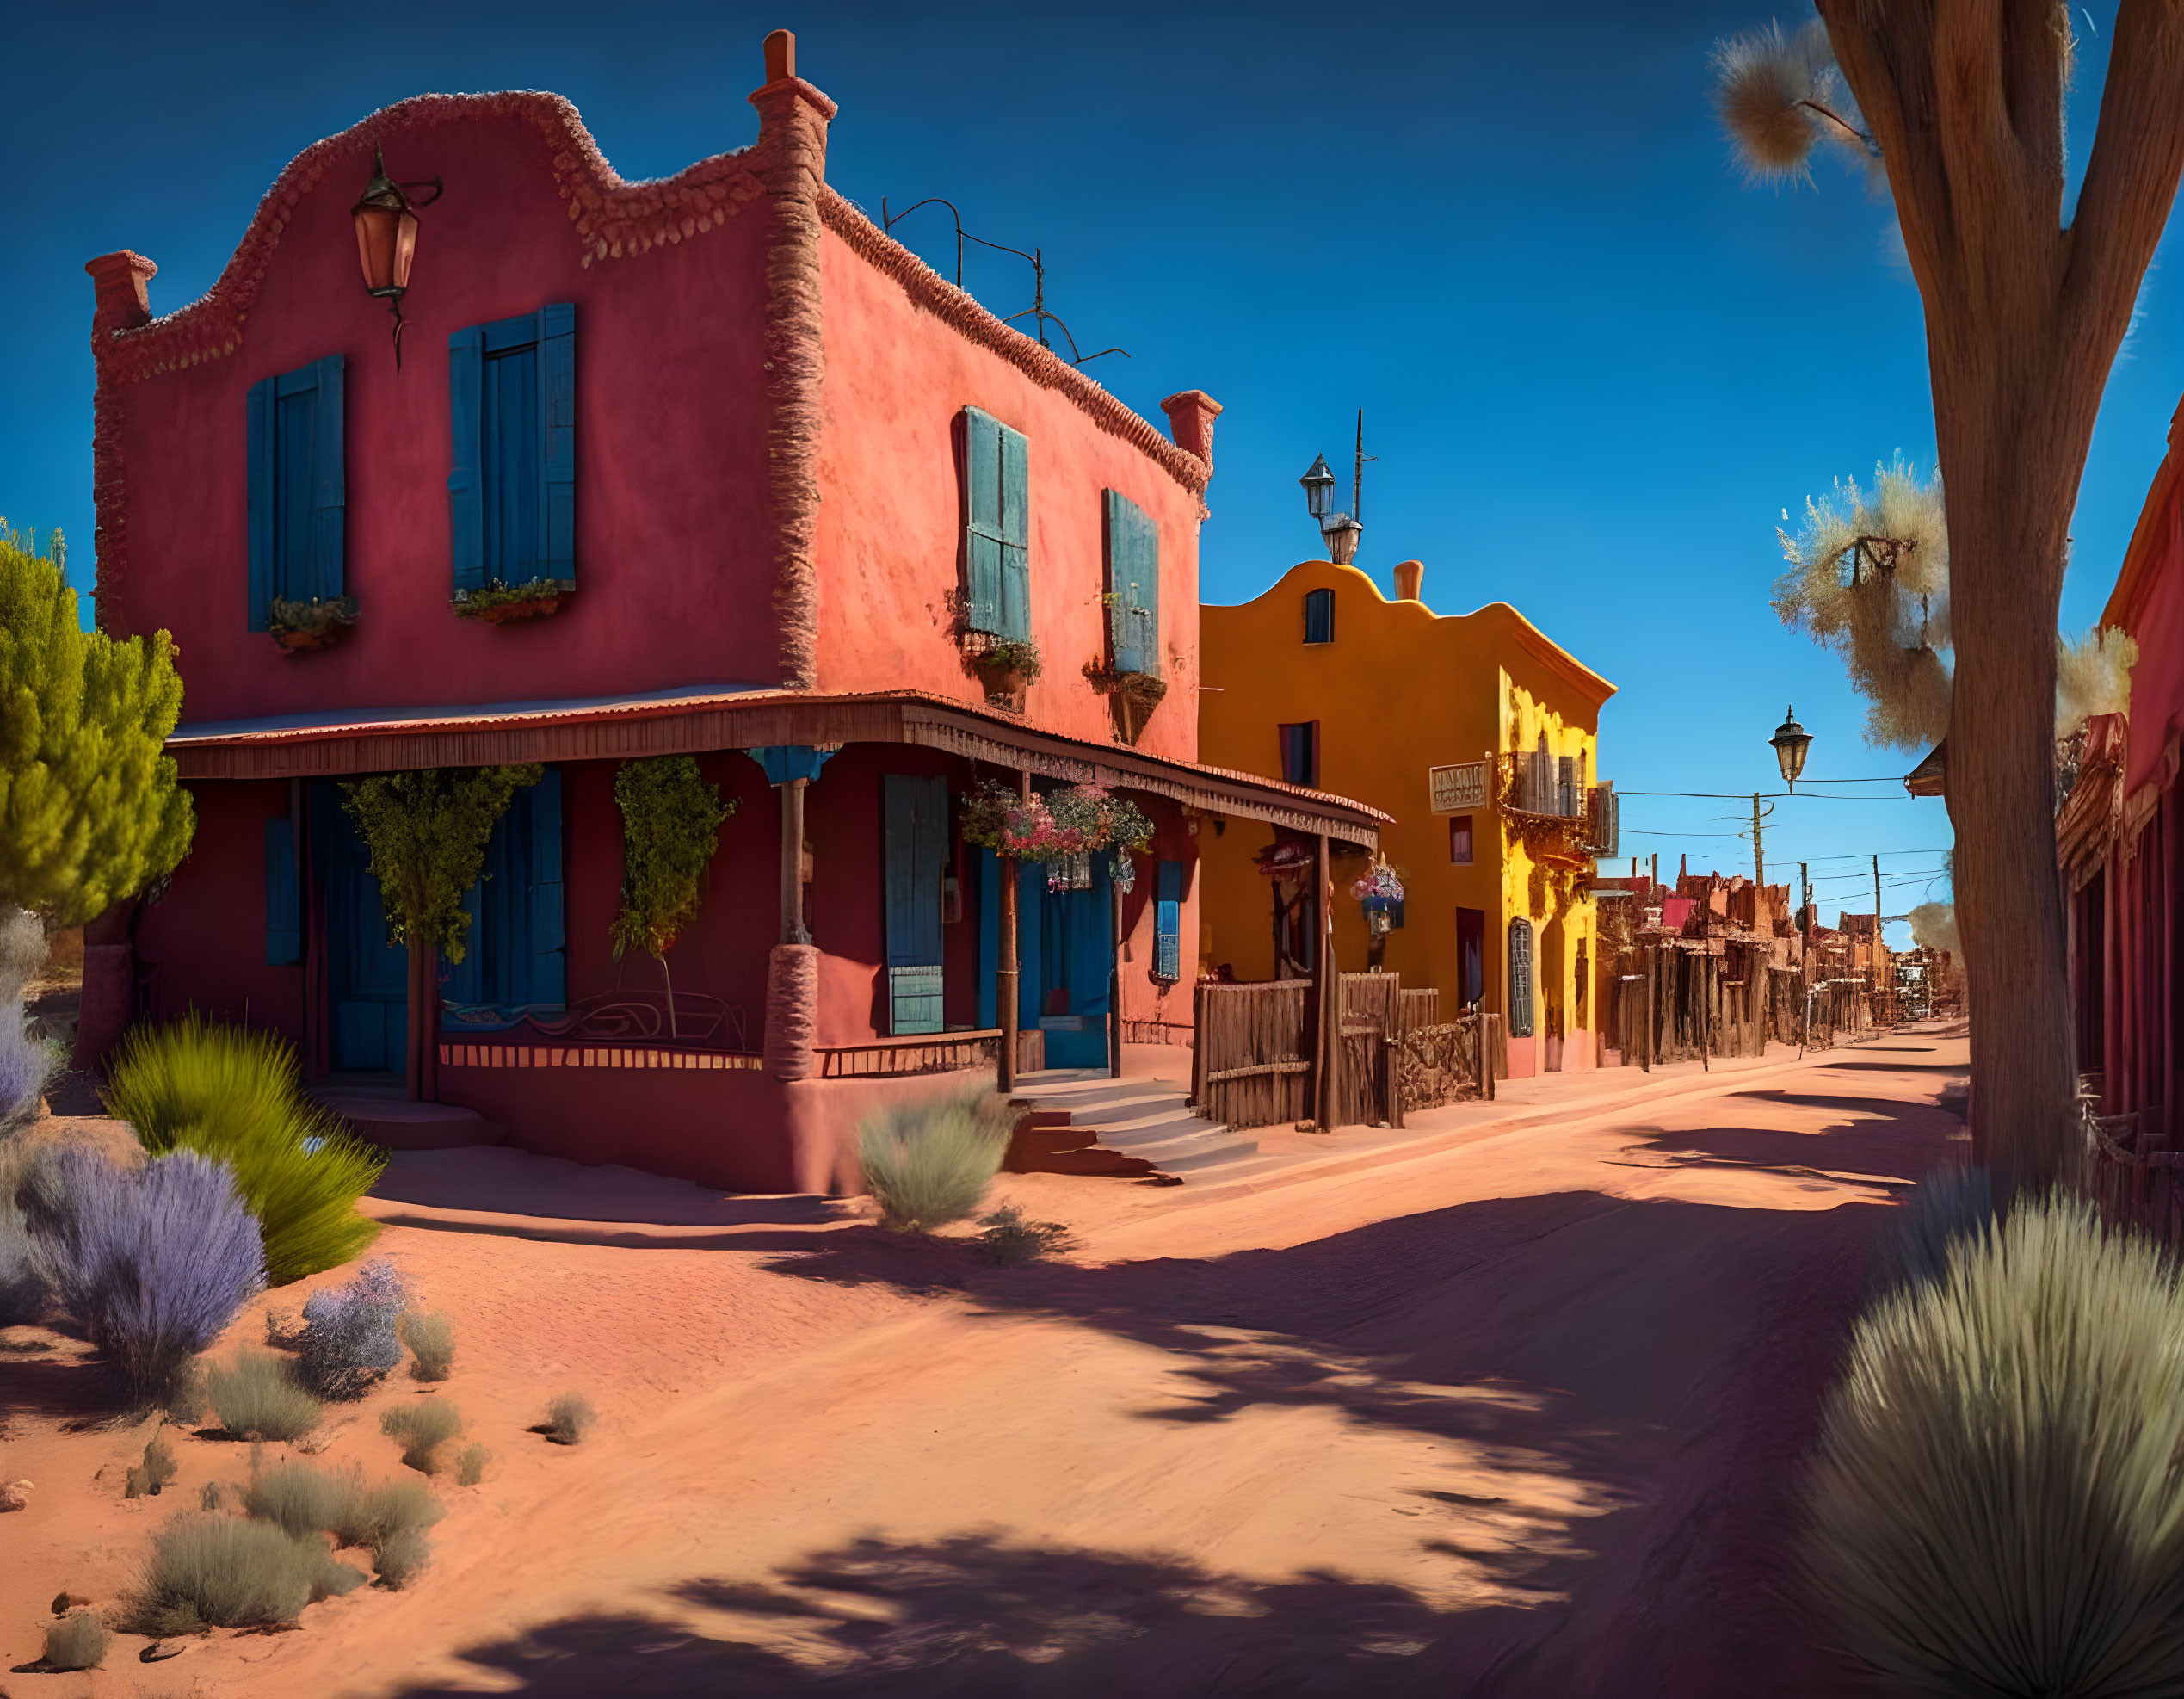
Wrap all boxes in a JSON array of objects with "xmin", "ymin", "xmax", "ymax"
[
  {"xmin": 1352, "ymin": 410, "xmax": 1376, "ymax": 528},
  {"xmin": 1873, "ymin": 853, "xmax": 1883, "ymax": 957},
  {"xmin": 1751, "ymin": 792, "xmax": 1766, "ymax": 890}
]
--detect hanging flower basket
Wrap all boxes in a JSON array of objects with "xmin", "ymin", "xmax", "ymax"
[
  {"xmin": 453, "ymin": 578, "xmax": 571, "ymax": 625},
  {"xmin": 268, "ymin": 595, "xmax": 359, "ymax": 654},
  {"xmin": 960, "ymin": 780, "xmax": 1152, "ymax": 865},
  {"xmin": 961, "ymin": 633, "xmax": 1043, "ymax": 685},
  {"xmin": 1350, "ymin": 862, "xmax": 1406, "ymax": 911}
]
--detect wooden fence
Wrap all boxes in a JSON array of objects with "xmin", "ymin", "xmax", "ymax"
[
  {"xmin": 820, "ymin": 1028, "xmax": 1043, "ymax": 1079},
  {"xmin": 1191, "ymin": 980, "xmax": 1314, "ymax": 1130},
  {"xmin": 2086, "ymin": 1103, "xmax": 2184, "ymax": 1243}
]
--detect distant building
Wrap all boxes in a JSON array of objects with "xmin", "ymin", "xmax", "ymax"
[{"xmin": 1195, "ymin": 557, "xmax": 1616, "ymax": 1078}]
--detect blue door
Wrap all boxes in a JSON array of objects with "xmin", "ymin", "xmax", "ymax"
[
  {"xmin": 977, "ymin": 849, "xmax": 1114, "ymax": 1069},
  {"xmin": 316, "ymin": 783, "xmax": 408, "ymax": 1075},
  {"xmin": 882, "ymin": 775, "xmax": 947, "ymax": 1035}
]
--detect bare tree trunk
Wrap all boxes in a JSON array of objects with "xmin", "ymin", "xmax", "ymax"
[{"xmin": 1817, "ymin": 0, "xmax": 2184, "ymax": 1197}]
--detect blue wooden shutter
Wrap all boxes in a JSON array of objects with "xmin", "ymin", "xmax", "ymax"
[
  {"xmin": 1155, "ymin": 858, "xmax": 1183, "ymax": 982},
  {"xmin": 310, "ymin": 355, "xmax": 345, "ymax": 601},
  {"xmin": 537, "ymin": 304, "xmax": 577, "ymax": 587},
  {"xmin": 1104, "ymin": 491, "xmax": 1157, "ymax": 676},
  {"xmin": 884, "ymin": 774, "xmax": 947, "ymax": 1035},
  {"xmin": 263, "ymin": 817, "xmax": 301, "ymax": 965},
  {"xmin": 527, "ymin": 766, "xmax": 565, "ymax": 1007},
  {"xmin": 246, "ymin": 375, "xmax": 276, "ymax": 630},
  {"xmin": 962, "ymin": 409, "xmax": 1003, "ymax": 633},
  {"xmin": 447, "ymin": 325, "xmax": 486, "ymax": 593},
  {"xmin": 999, "ymin": 421, "xmax": 1030, "ymax": 641}
]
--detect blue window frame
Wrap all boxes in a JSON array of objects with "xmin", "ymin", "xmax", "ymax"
[
  {"xmin": 449, "ymin": 305, "xmax": 576, "ymax": 596},
  {"xmin": 1103, "ymin": 491, "xmax": 1159, "ymax": 676},
  {"xmin": 962, "ymin": 407, "xmax": 1029, "ymax": 639},
  {"xmin": 441, "ymin": 767, "xmax": 566, "ymax": 1018},
  {"xmin": 245, "ymin": 355, "xmax": 344, "ymax": 628},
  {"xmin": 1154, "ymin": 859, "xmax": 1184, "ymax": 983}
]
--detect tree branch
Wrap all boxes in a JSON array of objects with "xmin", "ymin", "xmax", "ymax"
[
  {"xmin": 2064, "ymin": 0, "xmax": 2184, "ymax": 363},
  {"xmin": 1819, "ymin": 1, "xmax": 1957, "ymax": 293}
]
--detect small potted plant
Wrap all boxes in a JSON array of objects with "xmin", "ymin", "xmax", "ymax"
[
  {"xmin": 453, "ymin": 578, "xmax": 571, "ymax": 625},
  {"xmin": 268, "ymin": 595, "xmax": 360, "ymax": 653},
  {"xmin": 961, "ymin": 633, "xmax": 1043, "ymax": 707}
]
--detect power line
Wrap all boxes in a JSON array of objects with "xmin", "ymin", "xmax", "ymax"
[{"xmin": 1616, "ymin": 789, "xmax": 1918, "ymax": 802}]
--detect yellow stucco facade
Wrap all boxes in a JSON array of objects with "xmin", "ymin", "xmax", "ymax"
[{"xmin": 1196, "ymin": 561, "xmax": 1617, "ymax": 1078}]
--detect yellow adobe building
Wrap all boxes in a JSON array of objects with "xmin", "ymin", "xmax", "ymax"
[{"xmin": 1196, "ymin": 558, "xmax": 1617, "ymax": 1078}]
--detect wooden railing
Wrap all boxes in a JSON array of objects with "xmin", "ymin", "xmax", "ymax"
[
  {"xmin": 2086, "ymin": 1102, "xmax": 2182, "ymax": 1243},
  {"xmin": 820, "ymin": 1028, "xmax": 1044, "ymax": 1080}
]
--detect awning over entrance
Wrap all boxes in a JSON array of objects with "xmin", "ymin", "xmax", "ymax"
[{"xmin": 167, "ymin": 685, "xmax": 1389, "ymax": 846}]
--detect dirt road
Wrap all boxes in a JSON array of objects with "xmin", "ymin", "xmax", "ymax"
[{"xmin": 1, "ymin": 1030, "xmax": 1963, "ymax": 1696}]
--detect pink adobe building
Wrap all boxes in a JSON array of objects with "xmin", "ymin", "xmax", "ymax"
[{"xmin": 80, "ymin": 30, "xmax": 1380, "ymax": 1194}]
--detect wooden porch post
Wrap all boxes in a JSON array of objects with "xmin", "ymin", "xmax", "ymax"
[
  {"xmin": 406, "ymin": 942, "xmax": 440, "ymax": 1103},
  {"xmin": 1109, "ymin": 865, "xmax": 1125, "ymax": 1080},
  {"xmin": 1315, "ymin": 831, "xmax": 1339, "ymax": 1132},
  {"xmin": 780, "ymin": 778, "xmax": 810, "ymax": 943},
  {"xmin": 998, "ymin": 862, "xmax": 1020, "ymax": 1093}
]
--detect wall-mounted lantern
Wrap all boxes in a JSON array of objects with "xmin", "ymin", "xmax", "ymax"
[
  {"xmin": 1770, "ymin": 706, "xmax": 1814, "ymax": 791},
  {"xmin": 1299, "ymin": 454, "xmax": 1335, "ymax": 524},
  {"xmin": 351, "ymin": 145, "xmax": 443, "ymax": 369}
]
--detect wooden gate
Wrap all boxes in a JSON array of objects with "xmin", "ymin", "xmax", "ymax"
[{"xmin": 1191, "ymin": 980, "xmax": 1313, "ymax": 1130}]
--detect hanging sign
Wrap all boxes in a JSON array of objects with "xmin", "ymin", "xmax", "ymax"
[{"xmin": 1428, "ymin": 761, "xmax": 1490, "ymax": 814}]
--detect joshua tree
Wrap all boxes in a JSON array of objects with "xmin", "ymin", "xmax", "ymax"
[
  {"xmin": 339, "ymin": 766, "xmax": 540, "ymax": 1100},
  {"xmin": 0, "ymin": 523, "xmax": 193, "ymax": 1118},
  {"xmin": 608, "ymin": 756, "xmax": 735, "ymax": 1036},
  {"xmin": 1713, "ymin": 6, "xmax": 2184, "ymax": 1195}
]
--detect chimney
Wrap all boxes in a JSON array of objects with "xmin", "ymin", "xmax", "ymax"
[
  {"xmin": 86, "ymin": 251, "xmax": 157, "ymax": 340},
  {"xmin": 1159, "ymin": 390, "xmax": 1222, "ymax": 467},
  {"xmin": 763, "ymin": 27, "xmax": 795, "ymax": 81},
  {"xmin": 1393, "ymin": 559, "xmax": 1423, "ymax": 602}
]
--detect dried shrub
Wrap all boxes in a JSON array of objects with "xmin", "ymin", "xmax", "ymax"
[
  {"xmin": 19, "ymin": 1144, "xmax": 264, "ymax": 1404},
  {"xmin": 372, "ymin": 1525, "xmax": 433, "ymax": 1590},
  {"xmin": 163, "ymin": 1357, "xmax": 207, "ymax": 1427},
  {"xmin": 312, "ymin": 1552, "xmax": 369, "ymax": 1600},
  {"xmin": 0, "ymin": 1163, "xmax": 50, "ymax": 1326},
  {"xmin": 398, "ymin": 1308, "xmax": 455, "ymax": 1381},
  {"xmin": 0, "ymin": 908, "xmax": 59, "ymax": 1134},
  {"xmin": 126, "ymin": 1435, "xmax": 179, "ymax": 1498},
  {"xmin": 1805, "ymin": 1193, "xmax": 2184, "ymax": 1694},
  {"xmin": 298, "ymin": 1258, "xmax": 406, "ymax": 1399},
  {"xmin": 42, "ymin": 1607, "xmax": 110, "ymax": 1671},
  {"xmin": 1866, "ymin": 1166, "xmax": 1995, "ymax": 1301},
  {"xmin": 327, "ymin": 1473, "xmax": 442, "ymax": 1550},
  {"xmin": 379, "ymin": 1397, "xmax": 462, "ymax": 1472},
  {"xmin": 127, "ymin": 1513, "xmax": 320, "ymax": 1633},
  {"xmin": 207, "ymin": 1350, "xmax": 321, "ymax": 1442},
  {"xmin": 539, "ymin": 1393, "xmax": 593, "ymax": 1446},
  {"xmin": 243, "ymin": 1458, "xmax": 355, "ymax": 1539},
  {"xmin": 199, "ymin": 1480, "xmax": 228, "ymax": 1511},
  {"xmin": 857, "ymin": 1089, "xmax": 1010, "ymax": 1233},
  {"xmin": 103, "ymin": 1014, "xmax": 386, "ymax": 1286},
  {"xmin": 2058, "ymin": 626, "xmax": 2138, "ymax": 738},
  {"xmin": 976, "ymin": 1203, "xmax": 1075, "ymax": 1267},
  {"xmin": 454, "ymin": 1443, "xmax": 488, "ymax": 1486}
]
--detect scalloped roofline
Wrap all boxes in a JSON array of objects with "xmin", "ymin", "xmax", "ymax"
[{"xmin": 1211, "ymin": 560, "xmax": 1618, "ymax": 706}]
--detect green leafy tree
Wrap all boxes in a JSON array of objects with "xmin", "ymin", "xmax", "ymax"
[
  {"xmin": 338, "ymin": 766, "xmax": 540, "ymax": 1097},
  {"xmin": 0, "ymin": 523, "xmax": 192, "ymax": 924},
  {"xmin": 609, "ymin": 756, "xmax": 734, "ymax": 1036}
]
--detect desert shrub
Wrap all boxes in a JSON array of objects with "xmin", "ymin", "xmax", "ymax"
[
  {"xmin": 327, "ymin": 1473, "xmax": 442, "ymax": 1549},
  {"xmin": 539, "ymin": 1393, "xmax": 594, "ymax": 1446},
  {"xmin": 454, "ymin": 1443, "xmax": 488, "ymax": 1486},
  {"xmin": 126, "ymin": 1434, "xmax": 179, "ymax": 1498},
  {"xmin": 379, "ymin": 1397, "xmax": 462, "ymax": 1472},
  {"xmin": 1866, "ymin": 1165, "xmax": 1995, "ymax": 1299},
  {"xmin": 199, "ymin": 1480, "xmax": 228, "ymax": 1511},
  {"xmin": 976, "ymin": 1203, "xmax": 1075, "ymax": 1266},
  {"xmin": 0, "ymin": 1171, "xmax": 48, "ymax": 1326},
  {"xmin": 42, "ymin": 1607, "xmax": 110, "ymax": 1671},
  {"xmin": 243, "ymin": 1458, "xmax": 355, "ymax": 1538},
  {"xmin": 312, "ymin": 1553, "xmax": 368, "ymax": 1600},
  {"xmin": 857, "ymin": 1089, "xmax": 1011, "ymax": 1233},
  {"xmin": 398, "ymin": 1309, "xmax": 455, "ymax": 1381},
  {"xmin": 103, "ymin": 1014, "xmax": 386, "ymax": 1286},
  {"xmin": 207, "ymin": 1350, "xmax": 321, "ymax": 1442},
  {"xmin": 297, "ymin": 1259, "xmax": 406, "ymax": 1399},
  {"xmin": 372, "ymin": 1525, "xmax": 433, "ymax": 1590},
  {"xmin": 164, "ymin": 1357, "xmax": 207, "ymax": 1426},
  {"xmin": 128, "ymin": 1513, "xmax": 321, "ymax": 1632},
  {"xmin": 1805, "ymin": 1192, "xmax": 2184, "ymax": 1695},
  {"xmin": 0, "ymin": 908, "xmax": 59, "ymax": 1134},
  {"xmin": 19, "ymin": 1144, "xmax": 264, "ymax": 1403}
]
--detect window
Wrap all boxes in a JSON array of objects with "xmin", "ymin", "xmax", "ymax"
[
  {"xmin": 1104, "ymin": 491, "xmax": 1159, "ymax": 674},
  {"xmin": 962, "ymin": 407, "xmax": 1030, "ymax": 639},
  {"xmin": 1303, "ymin": 587, "xmax": 1334, "ymax": 645},
  {"xmin": 246, "ymin": 355, "xmax": 345, "ymax": 628},
  {"xmin": 1508, "ymin": 917, "xmax": 1535, "ymax": 1037},
  {"xmin": 1457, "ymin": 908, "xmax": 1485, "ymax": 1006},
  {"xmin": 448, "ymin": 305, "xmax": 577, "ymax": 596},
  {"xmin": 1278, "ymin": 722, "xmax": 1319, "ymax": 788},
  {"xmin": 263, "ymin": 815, "xmax": 301, "ymax": 965},
  {"xmin": 1448, "ymin": 815, "xmax": 1475, "ymax": 865},
  {"xmin": 441, "ymin": 767, "xmax": 566, "ymax": 1016},
  {"xmin": 1155, "ymin": 859, "xmax": 1185, "ymax": 981}
]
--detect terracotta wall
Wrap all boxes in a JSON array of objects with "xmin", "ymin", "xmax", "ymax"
[
  {"xmin": 811, "ymin": 230, "xmax": 1204, "ymax": 762},
  {"xmin": 98, "ymin": 102, "xmax": 779, "ymax": 723}
]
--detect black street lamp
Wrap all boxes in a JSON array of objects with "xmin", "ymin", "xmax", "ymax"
[
  {"xmin": 1770, "ymin": 706, "xmax": 1814, "ymax": 791},
  {"xmin": 1299, "ymin": 454, "xmax": 1335, "ymax": 523}
]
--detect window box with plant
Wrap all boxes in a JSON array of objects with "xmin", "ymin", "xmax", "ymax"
[
  {"xmin": 268, "ymin": 596, "xmax": 360, "ymax": 654},
  {"xmin": 452, "ymin": 578, "xmax": 571, "ymax": 625}
]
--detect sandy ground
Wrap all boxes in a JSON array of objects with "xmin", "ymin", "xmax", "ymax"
[{"xmin": 0, "ymin": 1028, "xmax": 1966, "ymax": 1697}]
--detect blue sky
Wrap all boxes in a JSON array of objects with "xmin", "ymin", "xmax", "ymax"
[{"xmin": 8, "ymin": 2, "xmax": 2176, "ymax": 943}]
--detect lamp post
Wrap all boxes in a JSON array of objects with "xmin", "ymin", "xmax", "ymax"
[
  {"xmin": 351, "ymin": 144, "xmax": 443, "ymax": 369},
  {"xmin": 1299, "ymin": 454, "xmax": 1362, "ymax": 565},
  {"xmin": 1769, "ymin": 706, "xmax": 1813, "ymax": 792}
]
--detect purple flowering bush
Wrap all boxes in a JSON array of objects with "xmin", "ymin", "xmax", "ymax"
[
  {"xmin": 19, "ymin": 1144, "xmax": 263, "ymax": 1403},
  {"xmin": 297, "ymin": 1258, "xmax": 407, "ymax": 1399}
]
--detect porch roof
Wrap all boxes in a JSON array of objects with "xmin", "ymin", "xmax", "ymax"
[{"xmin": 167, "ymin": 683, "xmax": 1389, "ymax": 844}]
